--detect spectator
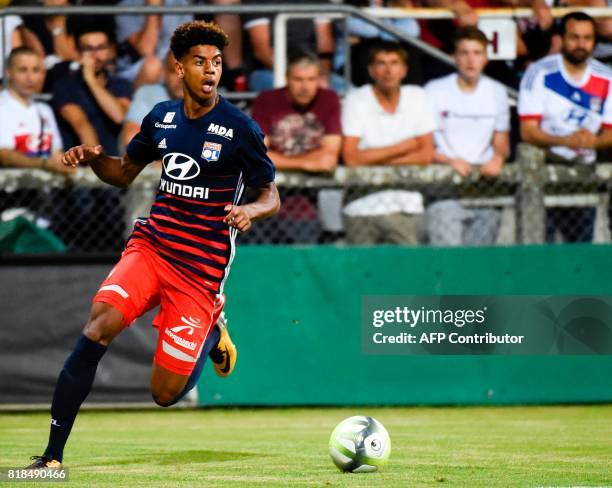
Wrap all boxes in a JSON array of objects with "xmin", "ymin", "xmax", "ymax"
[
  {"xmin": 341, "ymin": 41, "xmax": 435, "ymax": 245},
  {"xmin": 251, "ymin": 51, "xmax": 341, "ymax": 172},
  {"xmin": 242, "ymin": 0, "xmax": 341, "ymax": 91},
  {"xmin": 0, "ymin": 47, "xmax": 73, "ymax": 175},
  {"xmin": 519, "ymin": 11, "xmax": 612, "ymax": 243},
  {"xmin": 22, "ymin": 0, "xmax": 78, "ymax": 71},
  {"xmin": 52, "ymin": 22, "xmax": 132, "ymax": 156},
  {"xmin": 120, "ymin": 52, "xmax": 183, "ymax": 150},
  {"xmin": 251, "ymin": 51, "xmax": 342, "ymax": 243},
  {"xmin": 115, "ymin": 0, "xmax": 192, "ymax": 88},
  {"xmin": 425, "ymin": 26, "xmax": 509, "ymax": 246}
]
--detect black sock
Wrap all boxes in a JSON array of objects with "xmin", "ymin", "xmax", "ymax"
[
  {"xmin": 168, "ymin": 325, "xmax": 221, "ymax": 406},
  {"xmin": 43, "ymin": 334, "xmax": 107, "ymax": 462}
]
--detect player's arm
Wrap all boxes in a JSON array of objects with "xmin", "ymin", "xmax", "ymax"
[
  {"xmin": 223, "ymin": 182, "xmax": 280, "ymax": 232},
  {"xmin": 62, "ymin": 144, "xmax": 146, "ymax": 188},
  {"xmin": 343, "ymin": 136, "xmax": 420, "ymax": 166},
  {"xmin": 266, "ymin": 135, "xmax": 341, "ymax": 173}
]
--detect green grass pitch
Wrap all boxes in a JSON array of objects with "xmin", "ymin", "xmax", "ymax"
[{"xmin": 1, "ymin": 405, "xmax": 611, "ymax": 487}]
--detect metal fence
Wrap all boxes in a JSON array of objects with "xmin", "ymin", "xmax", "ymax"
[{"xmin": 1, "ymin": 144, "xmax": 611, "ymax": 254}]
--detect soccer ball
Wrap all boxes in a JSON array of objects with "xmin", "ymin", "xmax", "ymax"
[{"xmin": 328, "ymin": 416, "xmax": 391, "ymax": 473}]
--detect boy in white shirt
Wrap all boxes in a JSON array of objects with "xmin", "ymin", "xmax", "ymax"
[{"xmin": 425, "ymin": 26, "xmax": 510, "ymax": 246}]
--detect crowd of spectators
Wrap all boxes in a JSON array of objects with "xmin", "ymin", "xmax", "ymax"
[{"xmin": 1, "ymin": 1, "xmax": 612, "ymax": 246}]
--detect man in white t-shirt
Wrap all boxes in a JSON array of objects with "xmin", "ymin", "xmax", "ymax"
[
  {"xmin": 425, "ymin": 26, "xmax": 510, "ymax": 246},
  {"xmin": 0, "ymin": 47, "xmax": 73, "ymax": 174},
  {"xmin": 341, "ymin": 41, "xmax": 435, "ymax": 244},
  {"xmin": 519, "ymin": 11, "xmax": 612, "ymax": 242}
]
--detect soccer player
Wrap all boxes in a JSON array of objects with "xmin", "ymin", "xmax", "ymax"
[{"xmin": 27, "ymin": 21, "xmax": 280, "ymax": 469}]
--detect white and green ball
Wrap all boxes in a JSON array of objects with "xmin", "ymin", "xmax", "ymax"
[{"xmin": 328, "ymin": 416, "xmax": 391, "ymax": 473}]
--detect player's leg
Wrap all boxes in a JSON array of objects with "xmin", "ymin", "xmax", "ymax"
[
  {"xmin": 149, "ymin": 291, "xmax": 231, "ymax": 407},
  {"xmin": 31, "ymin": 303, "xmax": 125, "ymax": 468},
  {"xmin": 29, "ymin": 245, "xmax": 161, "ymax": 468}
]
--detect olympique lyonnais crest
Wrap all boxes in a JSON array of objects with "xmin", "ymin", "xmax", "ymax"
[
  {"xmin": 201, "ymin": 141, "xmax": 222, "ymax": 162},
  {"xmin": 590, "ymin": 96, "xmax": 603, "ymax": 114}
]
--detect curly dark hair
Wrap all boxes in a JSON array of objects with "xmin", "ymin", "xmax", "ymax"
[{"xmin": 170, "ymin": 21, "xmax": 229, "ymax": 61}]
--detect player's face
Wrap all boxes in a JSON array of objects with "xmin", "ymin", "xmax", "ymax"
[
  {"xmin": 562, "ymin": 19, "xmax": 596, "ymax": 65},
  {"xmin": 177, "ymin": 45, "xmax": 222, "ymax": 105},
  {"xmin": 7, "ymin": 53, "xmax": 45, "ymax": 100},
  {"xmin": 286, "ymin": 63, "xmax": 320, "ymax": 108},
  {"xmin": 368, "ymin": 51, "xmax": 407, "ymax": 92},
  {"xmin": 454, "ymin": 39, "xmax": 487, "ymax": 82},
  {"xmin": 78, "ymin": 32, "xmax": 115, "ymax": 73}
]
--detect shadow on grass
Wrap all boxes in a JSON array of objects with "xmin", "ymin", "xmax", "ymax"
[{"xmin": 94, "ymin": 449, "xmax": 261, "ymax": 466}]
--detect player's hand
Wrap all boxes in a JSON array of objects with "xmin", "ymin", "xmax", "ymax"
[
  {"xmin": 47, "ymin": 151, "xmax": 77, "ymax": 175},
  {"xmin": 479, "ymin": 155, "xmax": 504, "ymax": 178},
  {"xmin": 62, "ymin": 144, "xmax": 104, "ymax": 167},
  {"xmin": 449, "ymin": 158, "xmax": 473, "ymax": 177},
  {"xmin": 224, "ymin": 204, "xmax": 252, "ymax": 232}
]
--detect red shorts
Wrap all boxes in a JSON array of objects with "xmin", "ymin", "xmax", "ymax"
[{"xmin": 93, "ymin": 240, "xmax": 224, "ymax": 375}]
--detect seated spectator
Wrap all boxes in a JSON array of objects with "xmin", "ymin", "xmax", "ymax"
[
  {"xmin": 22, "ymin": 0, "xmax": 78, "ymax": 71},
  {"xmin": 243, "ymin": 0, "xmax": 342, "ymax": 92},
  {"xmin": 425, "ymin": 26, "xmax": 509, "ymax": 246},
  {"xmin": 0, "ymin": 47, "xmax": 73, "ymax": 175},
  {"xmin": 52, "ymin": 22, "xmax": 132, "ymax": 157},
  {"xmin": 250, "ymin": 51, "xmax": 342, "ymax": 243},
  {"xmin": 120, "ymin": 52, "xmax": 183, "ymax": 150},
  {"xmin": 342, "ymin": 41, "xmax": 435, "ymax": 245},
  {"xmin": 251, "ymin": 51, "xmax": 341, "ymax": 172},
  {"xmin": 519, "ymin": 11, "xmax": 612, "ymax": 243},
  {"xmin": 115, "ymin": 0, "xmax": 192, "ymax": 88}
]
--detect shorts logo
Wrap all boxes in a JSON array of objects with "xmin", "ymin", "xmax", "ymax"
[
  {"xmin": 163, "ymin": 112, "xmax": 176, "ymax": 123},
  {"xmin": 201, "ymin": 141, "xmax": 222, "ymax": 162},
  {"xmin": 164, "ymin": 316, "xmax": 202, "ymax": 351},
  {"xmin": 163, "ymin": 152, "xmax": 200, "ymax": 180}
]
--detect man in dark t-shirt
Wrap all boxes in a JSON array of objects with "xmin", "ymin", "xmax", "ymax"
[{"xmin": 52, "ymin": 24, "xmax": 132, "ymax": 156}]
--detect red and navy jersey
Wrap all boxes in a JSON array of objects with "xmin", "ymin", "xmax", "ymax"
[{"xmin": 126, "ymin": 97, "xmax": 275, "ymax": 294}]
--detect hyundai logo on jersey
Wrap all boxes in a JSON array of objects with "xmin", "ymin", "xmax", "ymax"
[
  {"xmin": 201, "ymin": 141, "xmax": 222, "ymax": 162},
  {"xmin": 162, "ymin": 152, "xmax": 201, "ymax": 180}
]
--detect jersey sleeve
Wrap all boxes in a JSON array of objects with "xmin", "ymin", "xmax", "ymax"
[
  {"xmin": 602, "ymin": 88, "xmax": 612, "ymax": 129},
  {"xmin": 125, "ymin": 111, "xmax": 160, "ymax": 165},
  {"xmin": 518, "ymin": 65, "xmax": 545, "ymax": 120},
  {"xmin": 238, "ymin": 120, "xmax": 275, "ymax": 187}
]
